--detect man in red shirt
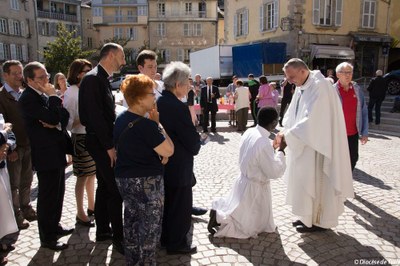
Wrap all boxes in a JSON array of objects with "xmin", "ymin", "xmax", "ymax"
[{"xmin": 334, "ymin": 62, "xmax": 368, "ymax": 171}]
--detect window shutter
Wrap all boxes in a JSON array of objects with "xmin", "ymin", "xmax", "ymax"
[
  {"xmin": 274, "ymin": 1, "xmax": 279, "ymax": 28},
  {"xmin": 21, "ymin": 20, "xmax": 26, "ymax": 37},
  {"xmin": 177, "ymin": 49, "xmax": 183, "ymax": 61},
  {"xmin": 335, "ymin": 0, "xmax": 343, "ymax": 26},
  {"xmin": 313, "ymin": 0, "xmax": 320, "ymax": 25},
  {"xmin": 259, "ymin": 5, "xmax": 264, "ymax": 32},
  {"xmin": 370, "ymin": 1, "xmax": 375, "ymax": 28},
  {"xmin": 244, "ymin": 9, "xmax": 248, "ymax": 35},
  {"xmin": 233, "ymin": 13, "xmax": 237, "ymax": 37},
  {"xmin": 0, "ymin": 43, "xmax": 4, "ymax": 60},
  {"xmin": 22, "ymin": 44, "xmax": 28, "ymax": 62},
  {"xmin": 165, "ymin": 49, "xmax": 170, "ymax": 62},
  {"xmin": 10, "ymin": 44, "xmax": 16, "ymax": 59},
  {"xmin": 8, "ymin": 19, "xmax": 14, "ymax": 35}
]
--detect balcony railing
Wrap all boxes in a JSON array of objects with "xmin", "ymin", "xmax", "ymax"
[
  {"xmin": 38, "ymin": 10, "xmax": 78, "ymax": 22},
  {"xmin": 97, "ymin": 16, "xmax": 138, "ymax": 24},
  {"xmin": 156, "ymin": 10, "xmax": 207, "ymax": 18},
  {"xmin": 97, "ymin": 0, "xmax": 146, "ymax": 5}
]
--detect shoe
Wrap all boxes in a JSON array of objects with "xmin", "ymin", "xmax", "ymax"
[
  {"xmin": 41, "ymin": 241, "xmax": 68, "ymax": 251},
  {"xmin": 375, "ymin": 122, "xmax": 380, "ymax": 125},
  {"xmin": 96, "ymin": 232, "xmax": 113, "ymax": 241},
  {"xmin": 16, "ymin": 213, "xmax": 29, "ymax": 230},
  {"xmin": 191, "ymin": 207, "xmax": 207, "ymax": 216},
  {"xmin": 292, "ymin": 220, "xmax": 305, "ymax": 227},
  {"xmin": 207, "ymin": 209, "xmax": 220, "ymax": 235},
  {"xmin": 112, "ymin": 241, "xmax": 125, "ymax": 255},
  {"xmin": 295, "ymin": 225, "xmax": 327, "ymax": 233},
  {"xmin": 203, "ymin": 129, "xmax": 208, "ymax": 133},
  {"xmin": 167, "ymin": 244, "xmax": 197, "ymax": 255},
  {"xmin": 87, "ymin": 209, "xmax": 95, "ymax": 217},
  {"xmin": 56, "ymin": 226, "xmax": 74, "ymax": 237},
  {"xmin": 76, "ymin": 216, "xmax": 95, "ymax": 227},
  {"xmin": 22, "ymin": 208, "xmax": 37, "ymax": 222},
  {"xmin": 211, "ymin": 128, "xmax": 216, "ymax": 133}
]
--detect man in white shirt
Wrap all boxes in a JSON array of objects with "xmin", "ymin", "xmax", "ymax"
[
  {"xmin": 208, "ymin": 107, "xmax": 286, "ymax": 238},
  {"xmin": 281, "ymin": 58, "xmax": 353, "ymax": 233}
]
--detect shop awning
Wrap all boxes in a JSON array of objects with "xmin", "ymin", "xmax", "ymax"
[{"xmin": 311, "ymin": 45, "xmax": 355, "ymax": 60}]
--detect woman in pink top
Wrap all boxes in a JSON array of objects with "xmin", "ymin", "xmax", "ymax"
[{"xmin": 257, "ymin": 76, "xmax": 278, "ymax": 108}]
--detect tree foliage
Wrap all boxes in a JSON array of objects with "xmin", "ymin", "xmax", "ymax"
[{"xmin": 43, "ymin": 23, "xmax": 95, "ymax": 75}]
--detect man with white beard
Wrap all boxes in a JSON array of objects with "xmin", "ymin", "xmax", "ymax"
[{"xmin": 280, "ymin": 58, "xmax": 353, "ymax": 233}]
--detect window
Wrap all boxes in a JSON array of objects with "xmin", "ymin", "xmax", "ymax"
[
  {"xmin": 93, "ymin": 7, "xmax": 103, "ymax": 17},
  {"xmin": 86, "ymin": 19, "xmax": 92, "ymax": 29},
  {"xmin": 138, "ymin": 6, "xmax": 147, "ymax": 16},
  {"xmin": 160, "ymin": 49, "xmax": 170, "ymax": 63},
  {"xmin": 127, "ymin": 27, "xmax": 137, "ymax": 40},
  {"xmin": 0, "ymin": 43, "xmax": 4, "ymax": 60},
  {"xmin": 3, "ymin": 44, "xmax": 11, "ymax": 60},
  {"xmin": 185, "ymin": 2, "xmax": 192, "ymax": 15},
  {"xmin": 16, "ymin": 44, "xmax": 23, "ymax": 61},
  {"xmin": 260, "ymin": 0, "xmax": 278, "ymax": 31},
  {"xmin": 313, "ymin": 0, "xmax": 342, "ymax": 26},
  {"xmin": 10, "ymin": 0, "xmax": 19, "ymax": 10},
  {"xmin": 158, "ymin": 3, "xmax": 165, "ymax": 17},
  {"xmin": 114, "ymin": 27, "xmax": 123, "ymax": 39},
  {"xmin": 13, "ymin": 20, "xmax": 21, "ymax": 36},
  {"xmin": 198, "ymin": 2, "xmax": 206, "ymax": 18},
  {"xmin": 38, "ymin": 21, "xmax": 50, "ymax": 36},
  {"xmin": 177, "ymin": 49, "xmax": 184, "ymax": 61},
  {"xmin": 193, "ymin": 23, "xmax": 202, "ymax": 36},
  {"xmin": 127, "ymin": 10, "xmax": 134, "ymax": 21},
  {"xmin": 184, "ymin": 49, "xmax": 190, "ymax": 61},
  {"xmin": 87, "ymin": 37, "xmax": 93, "ymax": 48},
  {"xmin": 362, "ymin": 0, "xmax": 376, "ymax": 29},
  {"xmin": 183, "ymin": 23, "xmax": 191, "ymax": 36},
  {"xmin": 157, "ymin": 23, "xmax": 165, "ymax": 36},
  {"xmin": 115, "ymin": 9, "xmax": 122, "ymax": 22},
  {"xmin": 234, "ymin": 9, "xmax": 248, "ymax": 37},
  {"xmin": 0, "ymin": 18, "xmax": 7, "ymax": 34}
]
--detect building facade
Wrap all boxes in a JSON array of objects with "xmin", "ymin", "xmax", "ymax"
[
  {"xmin": 81, "ymin": 2, "xmax": 99, "ymax": 51},
  {"xmin": 0, "ymin": 0, "xmax": 38, "ymax": 64},
  {"xmin": 91, "ymin": 0, "xmax": 149, "ymax": 65},
  {"xmin": 224, "ymin": 0, "xmax": 393, "ymax": 78},
  {"xmin": 36, "ymin": 0, "xmax": 81, "ymax": 61},
  {"xmin": 147, "ymin": 0, "xmax": 218, "ymax": 68}
]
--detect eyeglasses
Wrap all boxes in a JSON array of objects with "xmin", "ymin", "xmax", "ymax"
[
  {"xmin": 147, "ymin": 92, "xmax": 156, "ymax": 96},
  {"xmin": 338, "ymin": 71, "xmax": 353, "ymax": 75},
  {"xmin": 35, "ymin": 73, "xmax": 51, "ymax": 80}
]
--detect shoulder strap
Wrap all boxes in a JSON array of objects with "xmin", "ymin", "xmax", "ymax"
[{"xmin": 116, "ymin": 117, "xmax": 144, "ymax": 151}]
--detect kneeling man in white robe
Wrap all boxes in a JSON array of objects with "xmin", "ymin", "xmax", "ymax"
[
  {"xmin": 281, "ymin": 58, "xmax": 354, "ymax": 233},
  {"xmin": 208, "ymin": 107, "xmax": 286, "ymax": 238}
]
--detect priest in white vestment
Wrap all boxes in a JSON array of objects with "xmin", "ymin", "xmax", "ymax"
[
  {"xmin": 209, "ymin": 107, "xmax": 286, "ymax": 238},
  {"xmin": 281, "ymin": 58, "xmax": 354, "ymax": 233}
]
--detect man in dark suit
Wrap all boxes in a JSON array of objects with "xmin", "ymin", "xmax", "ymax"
[
  {"xmin": 200, "ymin": 77, "xmax": 220, "ymax": 133},
  {"xmin": 79, "ymin": 43, "xmax": 126, "ymax": 255},
  {"xmin": 0, "ymin": 60, "xmax": 36, "ymax": 230},
  {"xmin": 19, "ymin": 62, "xmax": 71, "ymax": 250}
]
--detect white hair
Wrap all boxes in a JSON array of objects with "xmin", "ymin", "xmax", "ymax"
[
  {"xmin": 336, "ymin": 62, "xmax": 353, "ymax": 73},
  {"xmin": 376, "ymin": 70, "xmax": 383, "ymax": 76},
  {"xmin": 162, "ymin": 61, "xmax": 191, "ymax": 91}
]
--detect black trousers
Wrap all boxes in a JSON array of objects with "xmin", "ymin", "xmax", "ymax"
[
  {"xmin": 203, "ymin": 103, "xmax": 216, "ymax": 131},
  {"xmin": 161, "ymin": 184, "xmax": 192, "ymax": 250},
  {"xmin": 279, "ymin": 98, "xmax": 292, "ymax": 121},
  {"xmin": 37, "ymin": 168, "xmax": 65, "ymax": 242},
  {"xmin": 86, "ymin": 135, "xmax": 123, "ymax": 242},
  {"xmin": 347, "ymin": 133, "xmax": 359, "ymax": 171},
  {"xmin": 368, "ymin": 97, "xmax": 383, "ymax": 124},
  {"xmin": 250, "ymin": 99, "xmax": 257, "ymax": 124}
]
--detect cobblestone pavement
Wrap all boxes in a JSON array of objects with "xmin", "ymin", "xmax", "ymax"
[{"xmin": 3, "ymin": 122, "xmax": 400, "ymax": 265}]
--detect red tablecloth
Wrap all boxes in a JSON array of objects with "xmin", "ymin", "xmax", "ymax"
[{"xmin": 194, "ymin": 104, "xmax": 234, "ymax": 111}]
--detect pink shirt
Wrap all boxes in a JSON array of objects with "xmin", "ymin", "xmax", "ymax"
[{"xmin": 257, "ymin": 84, "xmax": 278, "ymax": 108}]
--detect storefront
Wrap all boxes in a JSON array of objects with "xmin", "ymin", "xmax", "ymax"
[
  {"xmin": 351, "ymin": 33, "xmax": 392, "ymax": 78},
  {"xmin": 310, "ymin": 45, "xmax": 355, "ymax": 76}
]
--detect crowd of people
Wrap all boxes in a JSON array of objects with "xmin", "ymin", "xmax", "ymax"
[{"xmin": 0, "ymin": 41, "xmax": 390, "ymax": 265}]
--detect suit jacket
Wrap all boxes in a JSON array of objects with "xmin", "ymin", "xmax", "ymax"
[
  {"xmin": 0, "ymin": 87, "xmax": 30, "ymax": 147},
  {"xmin": 157, "ymin": 90, "xmax": 201, "ymax": 187},
  {"xmin": 79, "ymin": 65, "xmax": 115, "ymax": 150},
  {"xmin": 18, "ymin": 86, "xmax": 69, "ymax": 171},
  {"xmin": 200, "ymin": 85, "xmax": 220, "ymax": 112}
]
